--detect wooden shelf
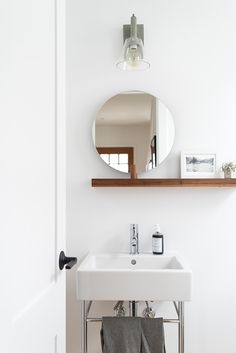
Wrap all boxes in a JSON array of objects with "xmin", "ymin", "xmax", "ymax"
[{"xmin": 91, "ymin": 178, "xmax": 236, "ymax": 187}]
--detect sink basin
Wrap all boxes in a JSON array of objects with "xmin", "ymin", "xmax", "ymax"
[{"xmin": 77, "ymin": 253, "xmax": 192, "ymax": 301}]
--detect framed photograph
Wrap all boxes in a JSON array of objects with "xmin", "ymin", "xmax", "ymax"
[{"xmin": 181, "ymin": 151, "xmax": 216, "ymax": 178}]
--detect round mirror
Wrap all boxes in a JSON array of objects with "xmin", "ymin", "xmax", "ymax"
[{"xmin": 93, "ymin": 91, "xmax": 175, "ymax": 175}]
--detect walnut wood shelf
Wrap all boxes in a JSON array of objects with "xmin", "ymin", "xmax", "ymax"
[{"xmin": 91, "ymin": 178, "xmax": 236, "ymax": 187}]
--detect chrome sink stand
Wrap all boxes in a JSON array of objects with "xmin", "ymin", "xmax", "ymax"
[{"xmin": 81, "ymin": 300, "xmax": 185, "ymax": 353}]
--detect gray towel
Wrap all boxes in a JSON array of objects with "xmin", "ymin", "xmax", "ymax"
[
  {"xmin": 101, "ymin": 317, "xmax": 165, "ymax": 353},
  {"xmin": 101, "ymin": 317, "xmax": 141, "ymax": 353},
  {"xmin": 141, "ymin": 318, "xmax": 166, "ymax": 353}
]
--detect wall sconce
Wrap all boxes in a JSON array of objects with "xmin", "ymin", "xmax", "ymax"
[{"xmin": 116, "ymin": 14, "xmax": 150, "ymax": 71}]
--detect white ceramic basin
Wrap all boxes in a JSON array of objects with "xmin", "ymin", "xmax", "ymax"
[{"xmin": 77, "ymin": 253, "xmax": 192, "ymax": 301}]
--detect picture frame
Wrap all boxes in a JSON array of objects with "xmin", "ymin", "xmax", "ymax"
[{"xmin": 181, "ymin": 151, "xmax": 216, "ymax": 178}]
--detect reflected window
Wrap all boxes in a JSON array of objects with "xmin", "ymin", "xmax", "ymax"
[{"xmin": 97, "ymin": 147, "xmax": 134, "ymax": 173}]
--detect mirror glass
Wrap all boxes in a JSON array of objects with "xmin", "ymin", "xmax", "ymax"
[{"xmin": 93, "ymin": 91, "xmax": 175, "ymax": 175}]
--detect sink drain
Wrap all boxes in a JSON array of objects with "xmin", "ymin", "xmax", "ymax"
[{"xmin": 131, "ymin": 259, "xmax": 136, "ymax": 265}]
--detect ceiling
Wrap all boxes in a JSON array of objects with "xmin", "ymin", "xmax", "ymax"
[{"xmin": 96, "ymin": 92, "xmax": 155, "ymax": 125}]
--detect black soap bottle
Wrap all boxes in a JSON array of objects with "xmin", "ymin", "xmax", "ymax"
[{"xmin": 152, "ymin": 224, "xmax": 164, "ymax": 254}]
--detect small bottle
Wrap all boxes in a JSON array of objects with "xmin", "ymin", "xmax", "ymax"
[{"xmin": 152, "ymin": 224, "xmax": 164, "ymax": 255}]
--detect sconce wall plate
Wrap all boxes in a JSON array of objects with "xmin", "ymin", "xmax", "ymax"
[{"xmin": 123, "ymin": 24, "xmax": 144, "ymax": 43}]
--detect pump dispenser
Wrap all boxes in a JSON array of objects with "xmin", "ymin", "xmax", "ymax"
[{"xmin": 152, "ymin": 224, "xmax": 164, "ymax": 254}]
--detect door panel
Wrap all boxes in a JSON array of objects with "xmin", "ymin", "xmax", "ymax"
[{"xmin": 0, "ymin": 0, "xmax": 66, "ymax": 352}]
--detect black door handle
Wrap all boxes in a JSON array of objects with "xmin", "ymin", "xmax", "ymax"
[{"xmin": 59, "ymin": 251, "xmax": 77, "ymax": 270}]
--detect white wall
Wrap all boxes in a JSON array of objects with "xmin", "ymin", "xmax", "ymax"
[
  {"xmin": 66, "ymin": 1, "xmax": 236, "ymax": 353},
  {"xmin": 158, "ymin": 100, "xmax": 175, "ymax": 164}
]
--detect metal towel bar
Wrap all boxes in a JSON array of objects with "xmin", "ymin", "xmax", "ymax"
[{"xmin": 86, "ymin": 317, "xmax": 180, "ymax": 323}]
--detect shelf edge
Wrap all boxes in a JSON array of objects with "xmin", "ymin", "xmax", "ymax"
[{"xmin": 91, "ymin": 178, "xmax": 236, "ymax": 187}]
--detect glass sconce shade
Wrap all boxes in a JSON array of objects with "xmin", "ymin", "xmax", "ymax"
[{"xmin": 116, "ymin": 37, "xmax": 150, "ymax": 71}]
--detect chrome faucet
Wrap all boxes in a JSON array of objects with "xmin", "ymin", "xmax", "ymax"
[{"xmin": 130, "ymin": 224, "xmax": 139, "ymax": 255}]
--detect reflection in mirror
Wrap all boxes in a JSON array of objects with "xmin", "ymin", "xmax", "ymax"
[{"xmin": 93, "ymin": 91, "xmax": 175, "ymax": 175}]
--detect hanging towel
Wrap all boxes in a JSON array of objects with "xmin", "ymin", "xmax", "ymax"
[
  {"xmin": 141, "ymin": 318, "xmax": 166, "ymax": 353},
  {"xmin": 101, "ymin": 317, "xmax": 165, "ymax": 353},
  {"xmin": 101, "ymin": 317, "xmax": 141, "ymax": 353}
]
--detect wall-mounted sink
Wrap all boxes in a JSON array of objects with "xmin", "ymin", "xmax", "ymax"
[{"xmin": 77, "ymin": 253, "xmax": 192, "ymax": 301}]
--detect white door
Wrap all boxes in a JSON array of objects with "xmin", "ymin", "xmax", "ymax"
[{"xmin": 0, "ymin": 1, "xmax": 68, "ymax": 352}]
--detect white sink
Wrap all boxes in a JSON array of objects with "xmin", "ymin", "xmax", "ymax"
[{"xmin": 77, "ymin": 253, "xmax": 192, "ymax": 301}]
